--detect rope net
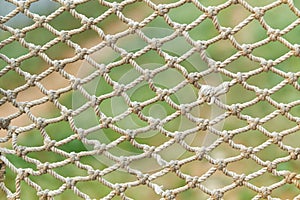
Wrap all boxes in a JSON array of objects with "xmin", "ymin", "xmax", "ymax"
[{"xmin": 1, "ymin": 0, "xmax": 300, "ymax": 199}]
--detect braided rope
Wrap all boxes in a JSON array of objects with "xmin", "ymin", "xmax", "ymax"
[{"xmin": 0, "ymin": 0, "xmax": 300, "ymax": 199}]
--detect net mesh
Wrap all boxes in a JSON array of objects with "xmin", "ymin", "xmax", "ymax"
[{"xmin": 1, "ymin": 0, "xmax": 300, "ymax": 199}]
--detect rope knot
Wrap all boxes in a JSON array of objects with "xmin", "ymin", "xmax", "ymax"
[
  {"xmin": 0, "ymin": 118, "xmax": 10, "ymax": 129},
  {"xmin": 105, "ymin": 34, "xmax": 117, "ymax": 47},
  {"xmin": 62, "ymin": 0, "xmax": 75, "ymax": 10},
  {"xmin": 253, "ymin": 7, "xmax": 265, "ymax": 19},
  {"xmin": 35, "ymin": 15, "xmax": 46, "ymax": 26},
  {"xmin": 241, "ymin": 44, "xmax": 252, "ymax": 55},
  {"xmin": 293, "ymin": 44, "xmax": 300, "ymax": 56},
  {"xmin": 81, "ymin": 17, "xmax": 95, "ymax": 28},
  {"xmin": 156, "ymin": 88, "xmax": 169, "ymax": 101},
  {"xmin": 156, "ymin": 4, "xmax": 169, "ymax": 16},
  {"xmin": 199, "ymin": 82, "xmax": 230, "ymax": 104},
  {"xmin": 220, "ymin": 27, "xmax": 232, "ymax": 39},
  {"xmin": 267, "ymin": 29, "xmax": 281, "ymax": 41},
  {"xmin": 131, "ymin": 101, "xmax": 142, "ymax": 114},
  {"xmin": 150, "ymin": 38, "xmax": 162, "ymax": 50},
  {"xmin": 100, "ymin": 117, "xmax": 113, "ymax": 128},
  {"xmin": 271, "ymin": 132, "xmax": 282, "ymax": 144},
  {"xmin": 206, "ymin": 6, "xmax": 218, "ymax": 18}
]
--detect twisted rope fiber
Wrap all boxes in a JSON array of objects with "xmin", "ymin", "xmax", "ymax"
[{"xmin": 0, "ymin": 0, "xmax": 300, "ymax": 199}]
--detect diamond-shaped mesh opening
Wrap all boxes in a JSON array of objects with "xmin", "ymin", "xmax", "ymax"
[
  {"xmin": 227, "ymin": 158, "xmax": 263, "ymax": 175},
  {"xmin": 177, "ymin": 188, "xmax": 210, "ymax": 199},
  {"xmin": 295, "ymin": 0, "xmax": 300, "ymax": 9},
  {"xmin": 39, "ymin": 71, "xmax": 70, "ymax": 90},
  {"xmin": 57, "ymin": 138, "xmax": 86, "ymax": 153},
  {"xmin": 169, "ymin": 85, "xmax": 198, "ymax": 104},
  {"xmin": 200, "ymin": 0, "xmax": 228, "ymax": 7},
  {"xmin": 207, "ymin": 39, "xmax": 239, "ymax": 61},
  {"xmin": 188, "ymin": 18, "xmax": 219, "ymax": 41},
  {"xmin": 115, "ymin": 33, "xmax": 148, "ymax": 51},
  {"xmin": 278, "ymin": 159, "xmax": 300, "ymax": 173},
  {"xmin": 248, "ymin": 171, "xmax": 283, "ymax": 187},
  {"xmin": 225, "ymin": 56, "xmax": 261, "ymax": 73},
  {"xmin": 271, "ymin": 84, "xmax": 300, "ymax": 103},
  {"xmin": 54, "ymin": 162, "xmax": 88, "ymax": 177},
  {"xmin": 30, "ymin": 101, "xmax": 63, "ymax": 119},
  {"xmin": 76, "ymin": 180, "xmax": 112, "ymax": 198},
  {"xmin": 128, "ymin": 82, "xmax": 157, "ymax": 102},
  {"xmin": 289, "ymin": 105, "xmax": 300, "ymax": 117},
  {"xmin": 0, "ymin": 70, "xmax": 26, "ymax": 90},
  {"xmin": 48, "ymin": 11, "xmax": 82, "ymax": 30},
  {"xmin": 223, "ymin": 187, "xmax": 257, "ymax": 199},
  {"xmin": 275, "ymin": 55, "xmax": 300, "ymax": 73},
  {"xmin": 96, "ymin": 13, "xmax": 129, "ymax": 35},
  {"xmin": 233, "ymin": 130, "xmax": 269, "ymax": 147},
  {"xmin": 283, "ymin": 131, "xmax": 300, "ymax": 148},
  {"xmin": 246, "ymin": 71, "xmax": 285, "ymax": 89},
  {"xmin": 210, "ymin": 142, "xmax": 241, "ymax": 159},
  {"xmin": 25, "ymin": 27, "xmax": 58, "ymax": 46},
  {"xmin": 143, "ymin": 16, "xmax": 172, "ymax": 30},
  {"xmin": 153, "ymin": 68, "xmax": 186, "ymax": 88},
  {"xmin": 19, "ymin": 181, "xmax": 39, "ymax": 199},
  {"xmin": 44, "ymin": 41, "xmax": 76, "ymax": 60},
  {"xmin": 234, "ymin": 19, "xmax": 268, "ymax": 44},
  {"xmin": 1, "ymin": 0, "xmax": 300, "ymax": 199},
  {"xmin": 0, "ymin": 40, "xmax": 29, "ymax": 58},
  {"xmin": 0, "ymin": 1, "xmax": 17, "ymax": 16},
  {"xmin": 226, "ymin": 83, "xmax": 256, "ymax": 104},
  {"xmin": 168, "ymin": 3, "xmax": 204, "ymax": 24},
  {"xmin": 17, "ymin": 129, "xmax": 44, "ymax": 147},
  {"xmin": 4, "ymin": 12, "xmax": 35, "ymax": 29},
  {"xmin": 224, "ymin": 115, "xmax": 248, "ymax": 130},
  {"xmin": 0, "ymin": 102, "xmax": 19, "ymax": 118},
  {"xmin": 75, "ymin": 0, "xmax": 107, "ymax": 18},
  {"xmin": 9, "ymin": 113, "xmax": 32, "ymax": 128},
  {"xmin": 135, "ymin": 130, "xmax": 169, "ymax": 145},
  {"xmin": 135, "ymin": 50, "xmax": 165, "ymax": 66},
  {"xmin": 16, "ymin": 86, "xmax": 46, "ymax": 102},
  {"xmin": 255, "ymin": 142, "xmax": 289, "ymax": 161},
  {"xmin": 252, "ymin": 41, "xmax": 291, "ymax": 60},
  {"xmin": 262, "ymin": 114, "xmax": 297, "ymax": 133},
  {"xmin": 272, "ymin": 183, "xmax": 300, "ymax": 199},
  {"xmin": 158, "ymin": 143, "xmax": 189, "ymax": 161},
  {"xmin": 283, "ymin": 23, "xmax": 300, "ymax": 43},
  {"xmin": 109, "ymin": 64, "xmax": 140, "ymax": 84},
  {"xmin": 29, "ymin": 173, "xmax": 64, "ymax": 190},
  {"xmin": 218, "ymin": 4, "xmax": 252, "ymax": 28},
  {"xmin": 181, "ymin": 159, "xmax": 212, "ymax": 176},
  {"xmin": 104, "ymin": 170, "xmax": 138, "ymax": 184},
  {"xmin": 0, "ymin": 30, "xmax": 12, "ymax": 44},
  {"xmin": 201, "ymin": 170, "xmax": 234, "ymax": 190},
  {"xmin": 162, "ymin": 36, "xmax": 195, "ymax": 54},
  {"xmin": 105, "ymin": 0, "xmax": 123, "ymax": 3},
  {"xmin": 28, "ymin": 0, "xmax": 60, "ymax": 15},
  {"xmin": 152, "ymin": 171, "xmax": 186, "ymax": 190},
  {"xmin": 264, "ymin": 4, "xmax": 298, "ymax": 30},
  {"xmin": 6, "ymin": 153, "xmax": 36, "ymax": 169},
  {"xmin": 110, "ymin": 140, "xmax": 143, "ymax": 156},
  {"xmin": 125, "ymin": 185, "xmax": 161, "ymax": 199},
  {"xmin": 151, "ymin": 0, "xmax": 179, "ymax": 3},
  {"xmin": 19, "ymin": 56, "xmax": 49, "ymax": 74},
  {"xmin": 122, "ymin": 1, "xmax": 154, "ymax": 22},
  {"xmin": 55, "ymin": 190, "xmax": 83, "ymax": 200}
]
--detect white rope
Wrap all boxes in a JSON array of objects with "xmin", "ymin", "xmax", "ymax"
[{"xmin": 0, "ymin": 0, "xmax": 300, "ymax": 199}]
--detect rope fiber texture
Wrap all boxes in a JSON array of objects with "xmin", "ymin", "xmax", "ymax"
[{"xmin": 1, "ymin": 0, "xmax": 300, "ymax": 199}]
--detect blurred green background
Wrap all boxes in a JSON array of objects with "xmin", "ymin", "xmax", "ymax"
[{"xmin": 1, "ymin": 0, "xmax": 300, "ymax": 199}]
